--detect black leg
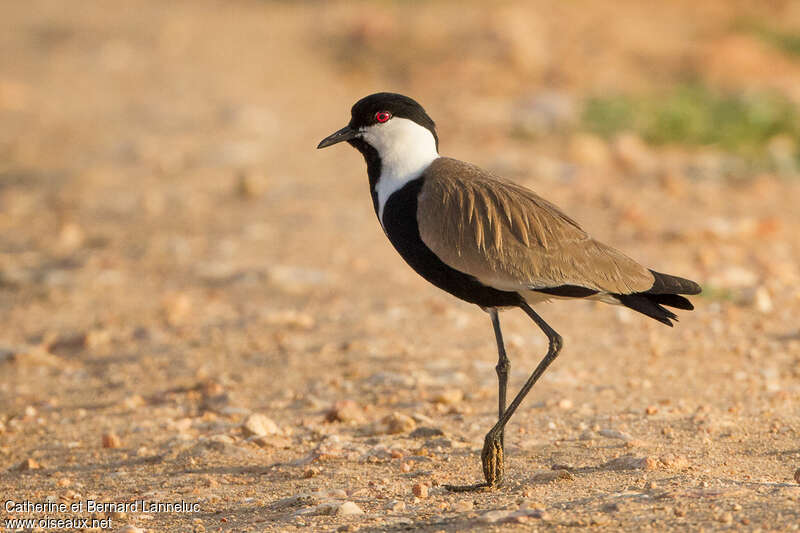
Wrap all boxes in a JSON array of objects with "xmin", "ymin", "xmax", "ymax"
[
  {"xmin": 446, "ymin": 302, "xmax": 563, "ymax": 492},
  {"xmin": 491, "ymin": 309, "xmax": 509, "ymax": 447}
]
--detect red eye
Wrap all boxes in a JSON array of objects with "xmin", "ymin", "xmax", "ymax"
[{"xmin": 375, "ymin": 111, "xmax": 392, "ymax": 123}]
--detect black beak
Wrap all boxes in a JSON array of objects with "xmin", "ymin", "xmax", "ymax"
[{"xmin": 317, "ymin": 125, "xmax": 357, "ymax": 149}]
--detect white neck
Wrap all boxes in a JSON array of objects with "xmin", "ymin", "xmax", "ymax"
[{"xmin": 360, "ymin": 117, "xmax": 439, "ymax": 223}]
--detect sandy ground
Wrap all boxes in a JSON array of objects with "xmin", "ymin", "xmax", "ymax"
[{"xmin": 1, "ymin": 1, "xmax": 799, "ymax": 531}]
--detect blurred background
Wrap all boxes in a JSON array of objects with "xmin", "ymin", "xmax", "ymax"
[{"xmin": 1, "ymin": 1, "xmax": 799, "ymax": 530}]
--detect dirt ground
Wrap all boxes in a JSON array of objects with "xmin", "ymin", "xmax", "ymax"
[{"xmin": 1, "ymin": 1, "xmax": 799, "ymax": 531}]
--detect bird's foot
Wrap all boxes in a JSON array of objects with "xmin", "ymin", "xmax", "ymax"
[{"xmin": 444, "ymin": 430, "xmax": 504, "ymax": 492}]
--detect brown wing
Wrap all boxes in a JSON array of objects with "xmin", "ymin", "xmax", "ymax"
[{"xmin": 417, "ymin": 158, "xmax": 655, "ymax": 294}]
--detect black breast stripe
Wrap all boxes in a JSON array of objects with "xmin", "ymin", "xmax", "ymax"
[
  {"xmin": 381, "ymin": 177, "xmax": 522, "ymax": 308},
  {"xmin": 348, "ymin": 137, "xmax": 382, "ymax": 217}
]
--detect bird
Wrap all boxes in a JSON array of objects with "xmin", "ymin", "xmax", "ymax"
[{"xmin": 317, "ymin": 92, "xmax": 701, "ymax": 491}]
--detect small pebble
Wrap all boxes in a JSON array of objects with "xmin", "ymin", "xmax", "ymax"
[
  {"xmin": 412, "ymin": 483, "xmax": 428, "ymax": 498},
  {"xmin": 14, "ymin": 458, "xmax": 40, "ymax": 471},
  {"xmin": 409, "ymin": 427, "xmax": 444, "ymax": 439},
  {"xmin": 659, "ymin": 454, "xmax": 689, "ymax": 470},
  {"xmin": 387, "ymin": 500, "xmax": 406, "ymax": 512},
  {"xmin": 102, "ymin": 433, "xmax": 122, "ymax": 449},
  {"xmin": 432, "ymin": 389, "xmax": 463, "ymax": 405},
  {"xmin": 325, "ymin": 400, "xmax": 364, "ymax": 423},
  {"xmin": 336, "ymin": 501, "xmax": 364, "ymax": 516},
  {"xmin": 241, "ymin": 413, "xmax": 279, "ymax": 437},
  {"xmin": 208, "ymin": 434, "xmax": 235, "ymax": 444},
  {"xmin": 794, "ymin": 468, "xmax": 800, "ymax": 484},
  {"xmin": 382, "ymin": 412, "xmax": 416, "ymax": 434},
  {"xmin": 557, "ymin": 398, "xmax": 573, "ymax": 409}
]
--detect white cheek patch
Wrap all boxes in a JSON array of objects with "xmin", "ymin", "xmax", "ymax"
[{"xmin": 360, "ymin": 117, "xmax": 439, "ymax": 224}]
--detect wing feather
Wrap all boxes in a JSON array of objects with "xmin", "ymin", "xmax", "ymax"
[{"xmin": 417, "ymin": 158, "xmax": 654, "ymax": 294}]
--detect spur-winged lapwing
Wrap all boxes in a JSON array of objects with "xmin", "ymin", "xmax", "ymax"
[{"xmin": 317, "ymin": 93, "xmax": 701, "ymax": 491}]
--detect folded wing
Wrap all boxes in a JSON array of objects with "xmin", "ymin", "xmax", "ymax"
[{"xmin": 417, "ymin": 158, "xmax": 655, "ymax": 295}]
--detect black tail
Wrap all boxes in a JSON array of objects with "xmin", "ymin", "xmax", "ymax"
[{"xmin": 614, "ymin": 270, "xmax": 702, "ymax": 327}]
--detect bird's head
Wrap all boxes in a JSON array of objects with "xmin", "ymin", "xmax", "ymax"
[{"xmin": 317, "ymin": 93, "xmax": 439, "ymax": 162}]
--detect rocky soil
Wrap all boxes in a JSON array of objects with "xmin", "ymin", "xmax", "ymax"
[{"xmin": 1, "ymin": 1, "xmax": 799, "ymax": 531}]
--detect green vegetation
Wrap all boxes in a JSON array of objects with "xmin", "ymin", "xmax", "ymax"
[
  {"xmin": 737, "ymin": 20, "xmax": 800, "ymax": 57},
  {"xmin": 756, "ymin": 27, "xmax": 800, "ymax": 56},
  {"xmin": 696, "ymin": 284, "xmax": 736, "ymax": 303},
  {"xmin": 582, "ymin": 84, "xmax": 800, "ymax": 158}
]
